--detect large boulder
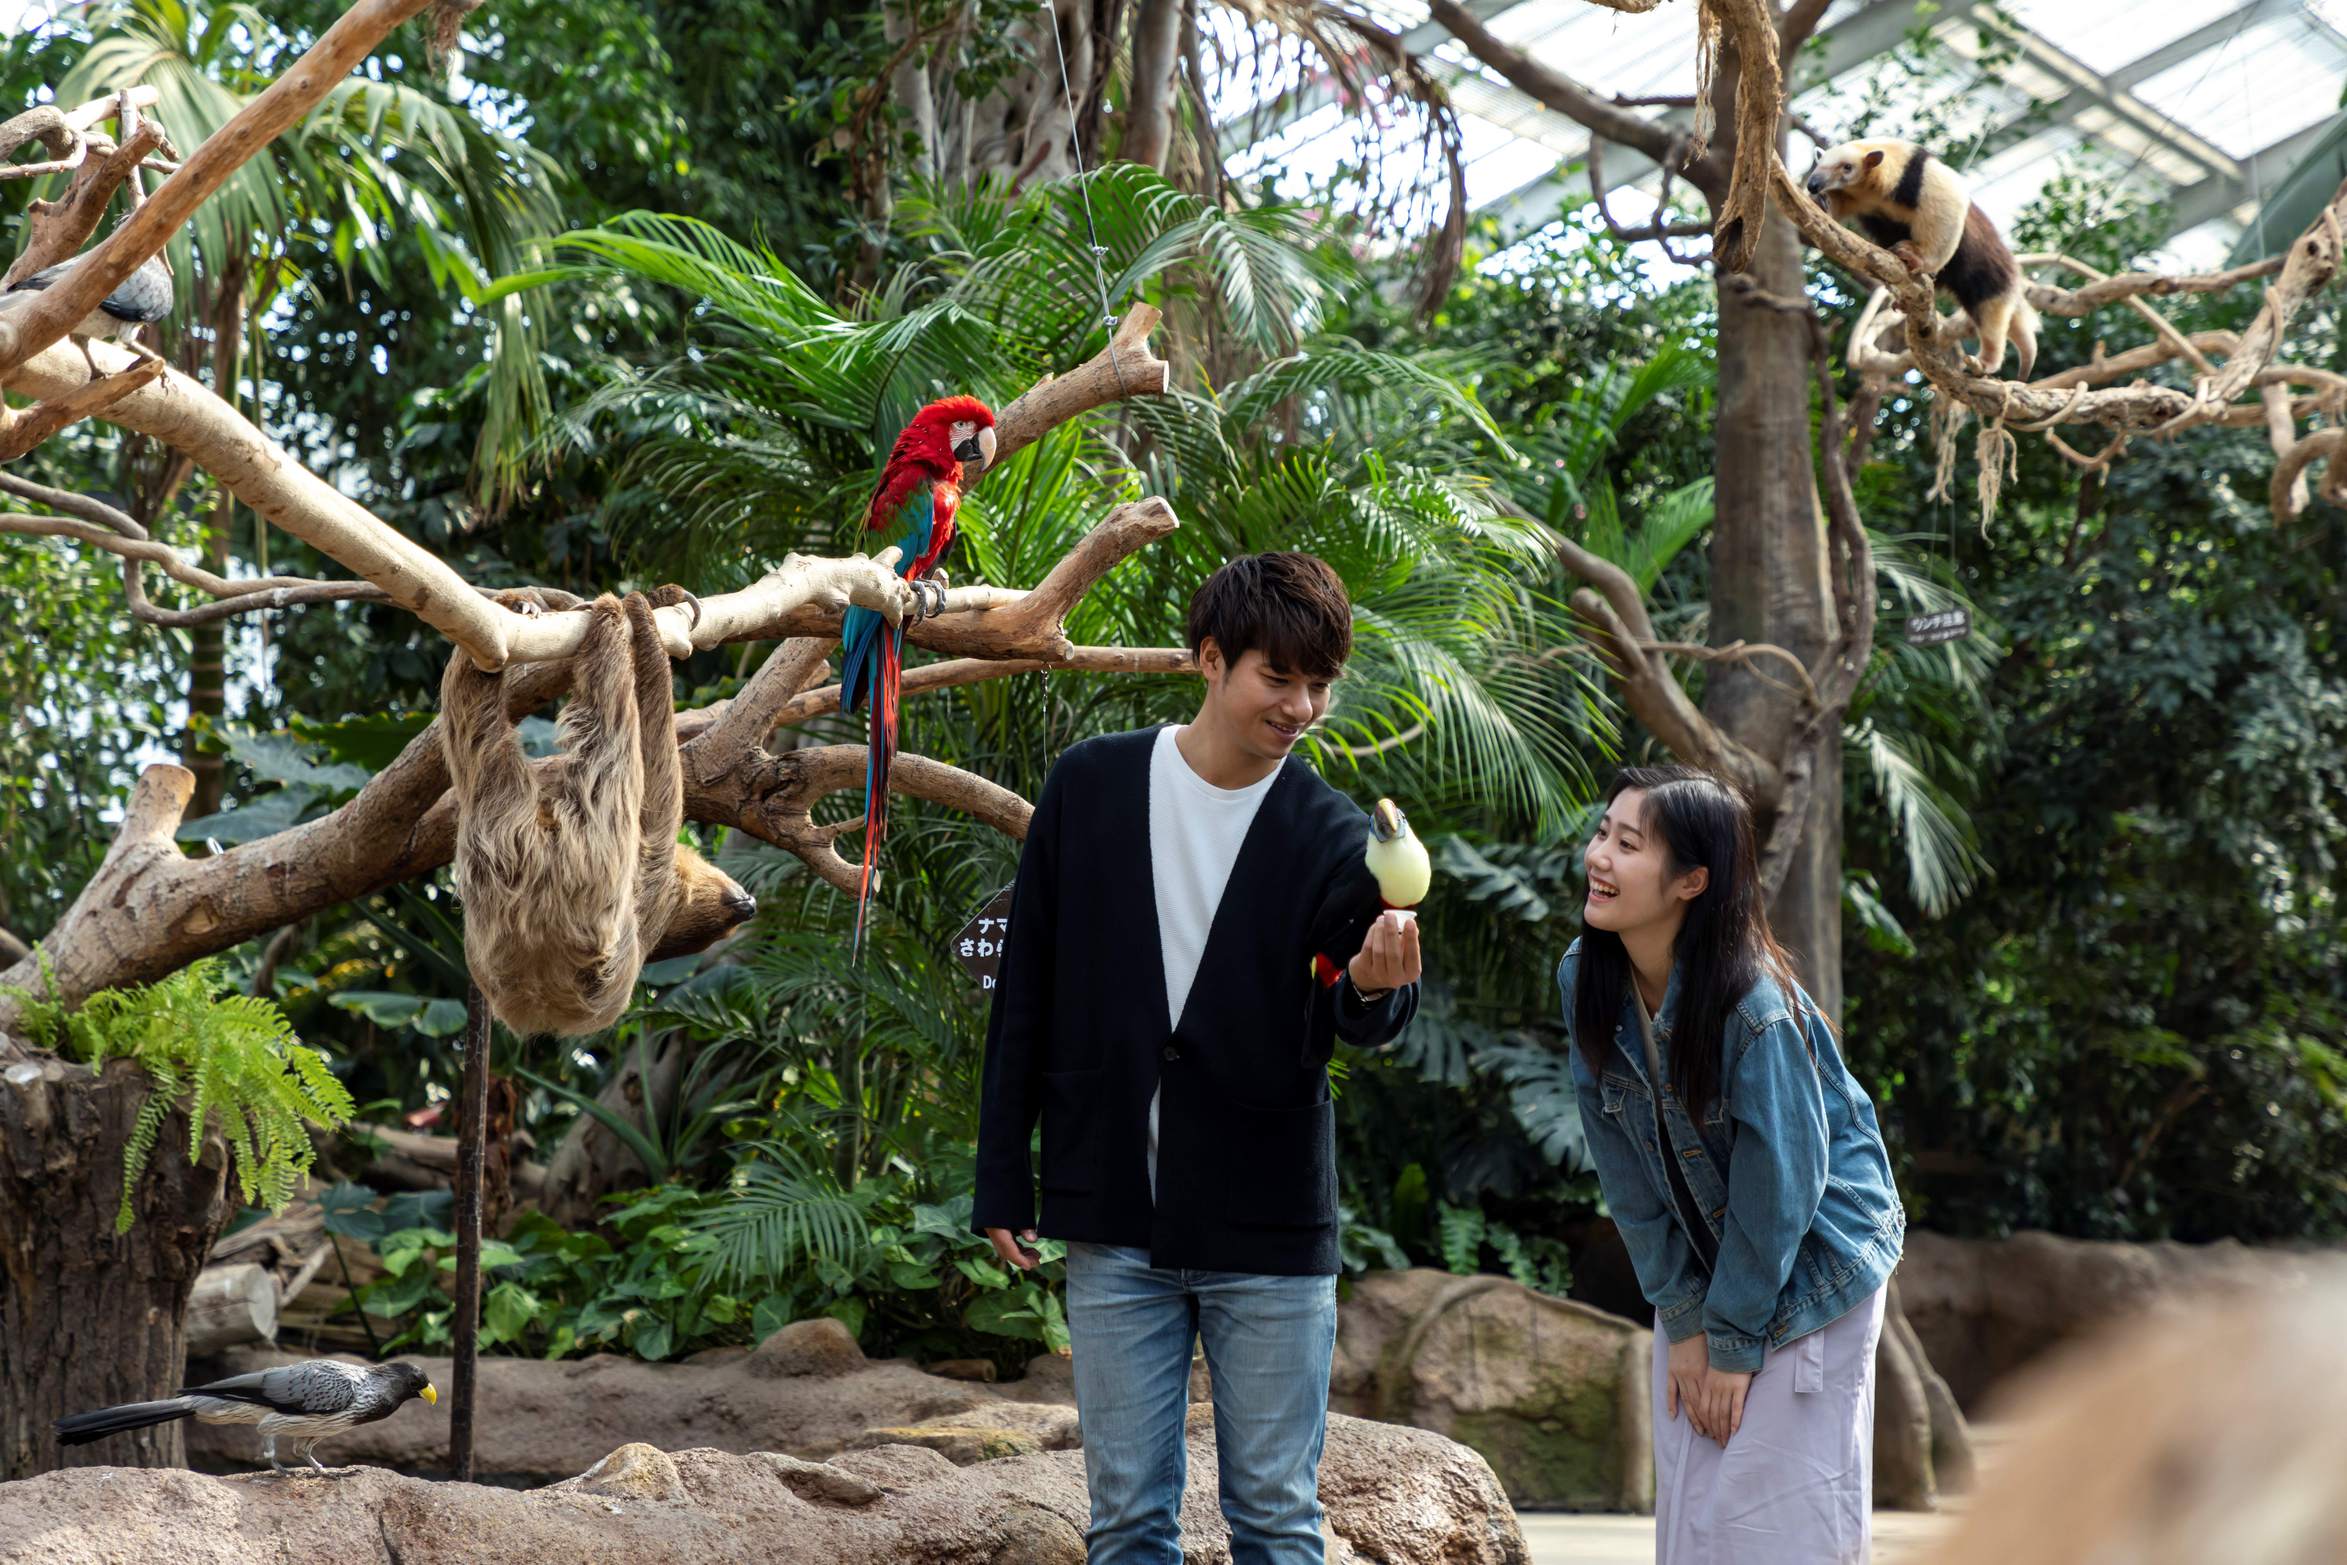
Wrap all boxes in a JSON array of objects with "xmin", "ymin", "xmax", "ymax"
[
  {"xmin": 1330, "ymin": 1269, "xmax": 1650, "ymax": 1512},
  {"xmin": 0, "ymin": 1412, "xmax": 1528, "ymax": 1564},
  {"xmin": 1912, "ymin": 1261, "xmax": 2347, "ymax": 1565},
  {"xmin": 1896, "ymin": 1230, "xmax": 2341, "ymax": 1411}
]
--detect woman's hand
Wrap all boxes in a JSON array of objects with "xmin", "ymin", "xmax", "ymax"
[
  {"xmin": 1696, "ymin": 1364, "xmax": 1753, "ymax": 1445},
  {"xmin": 1665, "ymin": 1333, "xmax": 1714, "ymax": 1440}
]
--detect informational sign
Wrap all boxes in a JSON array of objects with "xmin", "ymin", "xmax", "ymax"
[
  {"xmin": 953, "ymin": 884, "xmax": 1015, "ymax": 991},
  {"xmin": 1904, "ymin": 608, "xmax": 1973, "ymax": 646}
]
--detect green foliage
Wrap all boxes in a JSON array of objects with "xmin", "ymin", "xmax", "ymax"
[
  {"xmin": 7, "ymin": 958, "xmax": 354, "ymax": 1231},
  {"xmin": 348, "ymin": 1178, "xmax": 1069, "ymax": 1369}
]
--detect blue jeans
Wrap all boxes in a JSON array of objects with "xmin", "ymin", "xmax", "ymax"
[{"xmin": 1064, "ymin": 1242, "xmax": 1338, "ymax": 1564}]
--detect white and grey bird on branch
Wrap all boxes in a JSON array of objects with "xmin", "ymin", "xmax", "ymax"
[
  {"xmin": 1, "ymin": 252, "xmax": 174, "ymax": 377},
  {"xmin": 55, "ymin": 1358, "xmax": 437, "ymax": 1476}
]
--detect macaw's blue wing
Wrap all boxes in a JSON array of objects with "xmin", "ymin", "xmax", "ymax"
[{"xmin": 839, "ymin": 485, "xmax": 936, "ymax": 713}]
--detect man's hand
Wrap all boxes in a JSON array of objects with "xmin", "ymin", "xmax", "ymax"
[
  {"xmin": 1665, "ymin": 1333, "xmax": 1715, "ymax": 1440},
  {"xmin": 1347, "ymin": 909, "xmax": 1422, "ymax": 994},
  {"xmin": 985, "ymin": 1226, "xmax": 1041, "ymax": 1272}
]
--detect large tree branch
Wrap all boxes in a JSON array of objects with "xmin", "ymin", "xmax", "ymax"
[
  {"xmin": 5, "ymin": 295, "xmax": 1174, "ymax": 668},
  {"xmin": 975, "ymin": 305, "xmax": 1170, "ymax": 482},
  {"xmin": 1787, "ymin": 160, "xmax": 2347, "ymax": 439},
  {"xmin": 0, "ymin": 500, "xmax": 1185, "ymax": 1043},
  {"xmin": 2273, "ymin": 427, "xmax": 2347, "ymax": 526},
  {"xmin": 768, "ymin": 645, "xmax": 1192, "ymax": 731},
  {"xmin": 1424, "ymin": 0, "xmax": 1694, "ymax": 181},
  {"xmin": 1553, "ymin": 532, "xmax": 1781, "ymax": 806},
  {"xmin": 0, "ymin": 0, "xmax": 436, "ymax": 379},
  {"xmin": 1778, "ymin": 0, "xmax": 1835, "ymax": 56}
]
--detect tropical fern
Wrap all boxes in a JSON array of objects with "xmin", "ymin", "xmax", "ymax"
[
  {"xmin": 688, "ymin": 1151, "xmax": 886, "ymax": 1288},
  {"xmin": 6, "ymin": 957, "xmax": 356, "ymax": 1231}
]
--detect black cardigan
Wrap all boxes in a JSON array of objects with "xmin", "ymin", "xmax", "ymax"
[{"xmin": 972, "ymin": 725, "xmax": 1418, "ymax": 1276}]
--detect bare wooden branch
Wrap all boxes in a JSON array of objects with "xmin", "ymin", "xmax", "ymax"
[
  {"xmin": 7, "ymin": 340, "xmax": 551, "ymax": 665},
  {"xmin": 2273, "ymin": 427, "xmax": 2345, "ymax": 526},
  {"xmin": 1786, "ymin": 158, "xmax": 2347, "ymax": 440},
  {"xmin": 978, "ymin": 304, "xmax": 1171, "ymax": 481},
  {"xmin": 2, "ymin": 117, "xmax": 166, "ymax": 291},
  {"xmin": 1639, "ymin": 636, "xmax": 1819, "ymax": 709},
  {"xmin": 696, "ymin": 638, "xmax": 835, "ymax": 765},
  {"xmin": 703, "ymin": 746, "xmax": 1034, "ymax": 897},
  {"xmin": 0, "ymin": 90, "xmax": 159, "ymax": 174},
  {"xmin": 771, "ymin": 644, "xmax": 1193, "ymax": 730},
  {"xmin": 0, "ymin": 0, "xmax": 437, "ymax": 379},
  {"xmin": 0, "ymin": 354, "xmax": 166, "ymax": 459},
  {"xmin": 1778, "ymin": 0, "xmax": 1836, "ymax": 54},
  {"xmin": 2020, "ymin": 251, "xmax": 2289, "ymax": 316},
  {"xmin": 0, "ymin": 513, "xmax": 390, "ymax": 626},
  {"xmin": 0, "ymin": 497, "xmax": 1186, "ymax": 1037},
  {"xmin": 1554, "ymin": 531, "xmax": 1781, "ymax": 805},
  {"xmin": 1425, "ymin": 0, "xmax": 1691, "ymax": 177},
  {"xmin": 1589, "ymin": 137, "xmax": 1711, "ymax": 246}
]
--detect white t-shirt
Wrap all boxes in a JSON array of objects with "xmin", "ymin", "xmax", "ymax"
[{"xmin": 1146, "ymin": 724, "xmax": 1278, "ymax": 1198}]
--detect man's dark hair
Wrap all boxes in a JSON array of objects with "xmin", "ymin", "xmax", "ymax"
[{"xmin": 1185, "ymin": 552, "xmax": 1353, "ymax": 680}]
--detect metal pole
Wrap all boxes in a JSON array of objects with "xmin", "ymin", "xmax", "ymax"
[{"xmin": 448, "ymin": 982, "xmax": 489, "ymax": 1482}]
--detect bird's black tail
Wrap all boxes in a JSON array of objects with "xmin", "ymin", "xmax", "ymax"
[{"xmin": 54, "ymin": 1397, "xmax": 197, "ymax": 1446}]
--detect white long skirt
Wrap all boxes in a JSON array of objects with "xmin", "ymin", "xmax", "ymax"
[{"xmin": 1650, "ymin": 1284, "xmax": 1887, "ymax": 1565}]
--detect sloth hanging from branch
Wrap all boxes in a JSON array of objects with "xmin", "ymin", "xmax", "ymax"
[{"xmin": 439, "ymin": 587, "xmax": 759, "ymax": 1038}]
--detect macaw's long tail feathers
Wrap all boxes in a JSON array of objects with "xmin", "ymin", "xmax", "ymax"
[
  {"xmin": 852, "ymin": 627, "xmax": 904, "ymax": 959},
  {"xmin": 838, "ymin": 604, "xmax": 881, "ymax": 713}
]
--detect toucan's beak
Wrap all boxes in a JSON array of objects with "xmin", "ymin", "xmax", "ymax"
[
  {"xmin": 1371, "ymin": 799, "xmax": 1405, "ymax": 843},
  {"xmin": 420, "ymin": 1384, "xmax": 439, "ymax": 1405}
]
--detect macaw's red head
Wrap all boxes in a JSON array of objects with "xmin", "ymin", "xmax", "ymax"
[{"xmin": 891, "ymin": 395, "xmax": 998, "ymax": 477}]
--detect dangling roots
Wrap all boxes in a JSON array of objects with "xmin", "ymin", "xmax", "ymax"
[
  {"xmin": 1975, "ymin": 419, "xmax": 2020, "ymax": 534},
  {"xmin": 1687, "ymin": 1, "xmax": 1724, "ymax": 161},
  {"xmin": 1929, "ymin": 398, "xmax": 1969, "ymax": 505}
]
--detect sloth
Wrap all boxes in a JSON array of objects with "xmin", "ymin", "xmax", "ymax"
[{"xmin": 440, "ymin": 587, "xmax": 756, "ymax": 1037}]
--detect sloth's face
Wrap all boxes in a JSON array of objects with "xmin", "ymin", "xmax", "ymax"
[{"xmin": 650, "ymin": 847, "xmax": 758, "ymax": 959}]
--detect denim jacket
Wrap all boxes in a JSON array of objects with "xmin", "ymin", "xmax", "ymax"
[{"xmin": 1557, "ymin": 939, "xmax": 1904, "ymax": 1373}]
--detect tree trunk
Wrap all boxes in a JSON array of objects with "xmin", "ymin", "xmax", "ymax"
[
  {"xmin": 1700, "ymin": 60, "xmax": 1840, "ymax": 1018},
  {"xmin": 1122, "ymin": 0, "xmax": 1185, "ymax": 172},
  {"xmin": 948, "ymin": 0, "xmax": 1104, "ymax": 186},
  {"xmin": 0, "ymin": 1056, "xmax": 232, "ymax": 1478}
]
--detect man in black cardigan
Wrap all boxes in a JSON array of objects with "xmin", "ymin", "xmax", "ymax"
[{"xmin": 973, "ymin": 552, "xmax": 1421, "ymax": 1564}]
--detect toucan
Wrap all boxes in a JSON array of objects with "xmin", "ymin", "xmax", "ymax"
[{"xmin": 1311, "ymin": 797, "xmax": 1432, "ymax": 988}]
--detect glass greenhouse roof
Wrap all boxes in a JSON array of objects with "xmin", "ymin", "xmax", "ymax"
[{"xmin": 1212, "ymin": 0, "xmax": 2347, "ymax": 271}]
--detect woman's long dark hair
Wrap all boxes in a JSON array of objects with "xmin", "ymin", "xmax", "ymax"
[{"xmin": 1570, "ymin": 765, "xmax": 1808, "ymax": 1119}]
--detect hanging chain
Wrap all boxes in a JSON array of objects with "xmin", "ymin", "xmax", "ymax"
[{"xmin": 1040, "ymin": 0, "xmax": 1125, "ymax": 391}]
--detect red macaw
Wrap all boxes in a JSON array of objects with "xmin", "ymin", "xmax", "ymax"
[{"xmin": 838, "ymin": 394, "xmax": 998, "ymax": 955}]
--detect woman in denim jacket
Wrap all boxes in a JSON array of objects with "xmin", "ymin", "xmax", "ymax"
[{"xmin": 1558, "ymin": 765, "xmax": 1904, "ymax": 1564}]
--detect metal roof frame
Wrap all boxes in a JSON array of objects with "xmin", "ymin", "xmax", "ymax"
[{"xmin": 1214, "ymin": 0, "xmax": 2347, "ymax": 254}]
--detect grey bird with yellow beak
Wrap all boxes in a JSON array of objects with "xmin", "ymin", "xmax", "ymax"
[{"xmin": 55, "ymin": 1358, "xmax": 436, "ymax": 1475}]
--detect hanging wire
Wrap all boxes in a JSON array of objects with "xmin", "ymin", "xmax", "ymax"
[{"xmin": 1039, "ymin": 0, "xmax": 1125, "ymax": 389}]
